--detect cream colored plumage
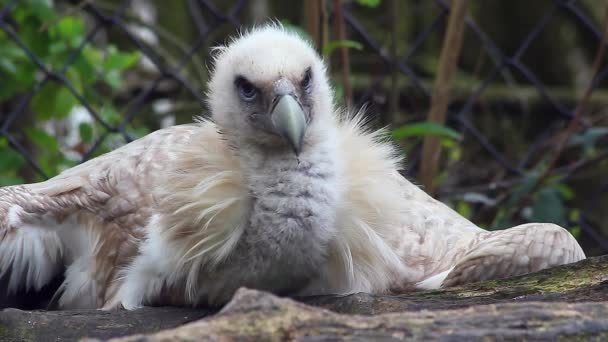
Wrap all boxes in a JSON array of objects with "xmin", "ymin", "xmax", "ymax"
[{"xmin": 0, "ymin": 25, "xmax": 585, "ymax": 310}]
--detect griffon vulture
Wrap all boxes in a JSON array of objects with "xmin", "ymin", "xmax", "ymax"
[{"xmin": 0, "ymin": 25, "xmax": 585, "ymax": 310}]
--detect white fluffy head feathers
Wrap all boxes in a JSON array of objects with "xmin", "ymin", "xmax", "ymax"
[{"xmin": 206, "ymin": 24, "xmax": 334, "ymax": 155}]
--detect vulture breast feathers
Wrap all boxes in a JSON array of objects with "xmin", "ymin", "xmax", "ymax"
[{"xmin": 0, "ymin": 25, "xmax": 585, "ymax": 310}]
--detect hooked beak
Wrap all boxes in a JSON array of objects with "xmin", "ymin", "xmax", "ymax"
[{"xmin": 271, "ymin": 95, "xmax": 307, "ymax": 155}]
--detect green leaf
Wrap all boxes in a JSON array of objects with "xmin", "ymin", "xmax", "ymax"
[
  {"xmin": 445, "ymin": 140, "xmax": 462, "ymax": 161},
  {"xmin": 25, "ymin": 127, "xmax": 60, "ymax": 151},
  {"xmin": 556, "ymin": 183, "xmax": 574, "ymax": 201},
  {"xmin": 31, "ymin": 84, "xmax": 59, "ymax": 120},
  {"xmin": 569, "ymin": 226, "xmax": 581, "ymax": 239},
  {"xmin": 491, "ymin": 208, "xmax": 513, "ymax": 230},
  {"xmin": 0, "ymin": 147, "xmax": 25, "ymax": 171},
  {"xmin": 356, "ymin": 0, "xmax": 381, "ymax": 8},
  {"xmin": 20, "ymin": 23, "xmax": 51, "ymax": 57},
  {"xmin": 456, "ymin": 201, "xmax": 472, "ymax": 219},
  {"xmin": 31, "ymin": 84, "xmax": 78, "ymax": 120},
  {"xmin": 100, "ymin": 106, "xmax": 122, "ymax": 125},
  {"xmin": 103, "ymin": 47, "xmax": 140, "ymax": 71},
  {"xmin": 391, "ymin": 122, "xmax": 462, "ymax": 141},
  {"xmin": 24, "ymin": 0, "xmax": 55, "ymax": 21},
  {"xmin": 529, "ymin": 186, "xmax": 567, "ymax": 227},
  {"xmin": 567, "ymin": 127, "xmax": 608, "ymax": 157},
  {"xmin": 0, "ymin": 59, "xmax": 17, "ymax": 75},
  {"xmin": 567, "ymin": 127, "xmax": 608, "ymax": 147},
  {"xmin": 101, "ymin": 48, "xmax": 139, "ymax": 90},
  {"xmin": 73, "ymin": 48, "xmax": 100, "ymax": 85},
  {"xmin": 0, "ymin": 175, "xmax": 25, "ymax": 187},
  {"xmin": 322, "ymin": 40, "xmax": 363, "ymax": 56},
  {"xmin": 461, "ymin": 192, "xmax": 497, "ymax": 206},
  {"xmin": 569, "ymin": 209, "xmax": 580, "ymax": 222},
  {"xmin": 48, "ymin": 40, "xmax": 67, "ymax": 54},
  {"xmin": 104, "ymin": 70, "xmax": 122, "ymax": 90},
  {"xmin": 83, "ymin": 46, "xmax": 102, "ymax": 68},
  {"xmin": 53, "ymin": 16, "xmax": 85, "ymax": 41},
  {"xmin": 507, "ymin": 171, "xmax": 540, "ymax": 206},
  {"xmin": 52, "ymin": 86, "xmax": 77, "ymax": 119},
  {"xmin": 0, "ymin": 44, "xmax": 27, "ymax": 60},
  {"xmin": 79, "ymin": 122, "xmax": 94, "ymax": 144},
  {"xmin": 65, "ymin": 67, "xmax": 85, "ymax": 93},
  {"xmin": 127, "ymin": 126, "xmax": 150, "ymax": 139}
]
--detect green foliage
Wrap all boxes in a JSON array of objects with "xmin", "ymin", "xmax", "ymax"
[
  {"xmin": 322, "ymin": 40, "xmax": 363, "ymax": 57},
  {"xmin": 0, "ymin": 138, "xmax": 25, "ymax": 186},
  {"xmin": 0, "ymin": 1, "xmax": 140, "ymax": 184},
  {"xmin": 567, "ymin": 127, "xmax": 608, "ymax": 157},
  {"xmin": 79, "ymin": 122, "xmax": 94, "ymax": 144},
  {"xmin": 391, "ymin": 122, "xmax": 463, "ymax": 141},
  {"xmin": 455, "ymin": 200, "xmax": 472, "ymax": 219},
  {"xmin": 489, "ymin": 168, "xmax": 578, "ymax": 232},
  {"xmin": 525, "ymin": 186, "xmax": 568, "ymax": 227},
  {"xmin": 356, "ymin": 0, "xmax": 382, "ymax": 8},
  {"xmin": 0, "ymin": 1, "xmax": 603, "ymax": 252}
]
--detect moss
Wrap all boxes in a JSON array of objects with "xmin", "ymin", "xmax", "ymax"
[
  {"xmin": 557, "ymin": 331, "xmax": 608, "ymax": 342},
  {"xmin": 0, "ymin": 323, "xmax": 37, "ymax": 342},
  {"xmin": 406, "ymin": 256, "xmax": 608, "ymax": 302}
]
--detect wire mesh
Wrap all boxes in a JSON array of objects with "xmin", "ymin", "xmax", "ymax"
[{"xmin": 0, "ymin": 0, "xmax": 606, "ymax": 253}]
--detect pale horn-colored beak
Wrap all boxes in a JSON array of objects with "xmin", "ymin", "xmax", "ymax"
[{"xmin": 271, "ymin": 95, "xmax": 307, "ymax": 155}]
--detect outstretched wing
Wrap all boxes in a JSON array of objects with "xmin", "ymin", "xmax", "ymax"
[{"xmin": 0, "ymin": 124, "xmax": 202, "ymax": 304}]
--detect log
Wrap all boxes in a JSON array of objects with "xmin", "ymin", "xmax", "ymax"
[
  {"xmin": 0, "ymin": 307, "xmax": 212, "ymax": 342},
  {"xmin": 303, "ymin": 253, "xmax": 608, "ymax": 314},
  {"xmin": 114, "ymin": 290, "xmax": 608, "ymax": 342},
  {"xmin": 1, "ymin": 255, "xmax": 607, "ymax": 341}
]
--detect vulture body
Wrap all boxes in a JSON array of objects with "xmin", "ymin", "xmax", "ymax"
[{"xmin": 0, "ymin": 26, "xmax": 585, "ymax": 310}]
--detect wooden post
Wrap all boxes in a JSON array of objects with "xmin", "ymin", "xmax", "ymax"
[
  {"xmin": 419, "ymin": 0, "xmax": 468, "ymax": 194},
  {"xmin": 304, "ymin": 0, "xmax": 323, "ymax": 51},
  {"xmin": 333, "ymin": 0, "xmax": 353, "ymax": 108}
]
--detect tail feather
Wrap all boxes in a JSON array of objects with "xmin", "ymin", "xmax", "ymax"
[
  {"xmin": 1, "ymin": 185, "xmax": 65, "ymax": 293},
  {"xmin": 415, "ymin": 267, "xmax": 454, "ymax": 290},
  {"xmin": 0, "ymin": 229, "xmax": 64, "ymax": 293}
]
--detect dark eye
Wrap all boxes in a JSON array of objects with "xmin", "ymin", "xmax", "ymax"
[
  {"xmin": 235, "ymin": 76, "xmax": 258, "ymax": 102},
  {"xmin": 302, "ymin": 68, "xmax": 312, "ymax": 93}
]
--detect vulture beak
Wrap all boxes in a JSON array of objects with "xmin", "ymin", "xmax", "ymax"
[{"xmin": 271, "ymin": 95, "xmax": 307, "ymax": 155}]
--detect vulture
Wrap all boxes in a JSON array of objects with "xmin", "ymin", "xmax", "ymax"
[{"xmin": 0, "ymin": 25, "xmax": 585, "ymax": 310}]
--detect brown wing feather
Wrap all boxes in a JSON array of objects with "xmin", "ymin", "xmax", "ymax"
[
  {"xmin": 0, "ymin": 124, "xmax": 204, "ymax": 306},
  {"xmin": 442, "ymin": 223, "xmax": 586, "ymax": 287}
]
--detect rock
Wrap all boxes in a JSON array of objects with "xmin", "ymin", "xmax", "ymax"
[
  {"xmin": 0, "ymin": 307, "xmax": 212, "ymax": 341},
  {"xmin": 1, "ymin": 256, "xmax": 608, "ymax": 341},
  {"xmin": 302, "ymin": 253, "xmax": 608, "ymax": 314},
  {"xmin": 113, "ymin": 289, "xmax": 608, "ymax": 342}
]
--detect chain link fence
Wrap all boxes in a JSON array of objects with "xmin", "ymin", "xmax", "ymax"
[{"xmin": 0, "ymin": 0, "xmax": 607, "ymax": 254}]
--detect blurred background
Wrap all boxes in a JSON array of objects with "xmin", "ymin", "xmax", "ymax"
[{"xmin": 0, "ymin": 0, "xmax": 606, "ymax": 257}]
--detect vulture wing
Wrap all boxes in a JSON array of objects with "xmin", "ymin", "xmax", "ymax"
[
  {"xmin": 323, "ymin": 118, "xmax": 585, "ymax": 292},
  {"xmin": 0, "ymin": 123, "xmax": 211, "ymax": 308}
]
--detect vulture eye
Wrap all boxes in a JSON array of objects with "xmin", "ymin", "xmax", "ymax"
[
  {"xmin": 302, "ymin": 68, "xmax": 313, "ymax": 94},
  {"xmin": 235, "ymin": 77, "xmax": 258, "ymax": 102}
]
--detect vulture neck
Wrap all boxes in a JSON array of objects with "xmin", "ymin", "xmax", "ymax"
[{"xmin": 234, "ymin": 123, "xmax": 339, "ymax": 292}]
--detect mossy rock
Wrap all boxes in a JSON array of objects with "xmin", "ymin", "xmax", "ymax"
[{"xmin": 1, "ymin": 256, "xmax": 607, "ymax": 341}]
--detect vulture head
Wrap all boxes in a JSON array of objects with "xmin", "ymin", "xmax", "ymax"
[{"xmin": 207, "ymin": 25, "xmax": 334, "ymax": 156}]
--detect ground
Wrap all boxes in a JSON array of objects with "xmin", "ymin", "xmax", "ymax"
[{"xmin": 1, "ymin": 255, "xmax": 608, "ymax": 341}]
